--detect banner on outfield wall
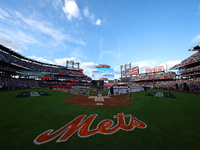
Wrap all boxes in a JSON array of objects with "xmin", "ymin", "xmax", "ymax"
[
  {"xmin": 126, "ymin": 66, "xmax": 139, "ymax": 75},
  {"xmin": 146, "ymin": 66, "xmax": 164, "ymax": 73}
]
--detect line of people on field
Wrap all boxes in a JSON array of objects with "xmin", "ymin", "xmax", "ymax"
[
  {"xmin": 53, "ymin": 86, "xmax": 90, "ymax": 95},
  {"xmin": 108, "ymin": 85, "xmax": 144, "ymax": 98}
]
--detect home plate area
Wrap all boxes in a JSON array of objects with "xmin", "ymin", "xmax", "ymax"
[
  {"xmin": 65, "ymin": 94, "xmax": 132, "ymax": 107},
  {"xmin": 88, "ymin": 95, "xmax": 110, "ymax": 102}
]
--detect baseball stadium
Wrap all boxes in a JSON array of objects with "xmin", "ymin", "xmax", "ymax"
[
  {"xmin": 1, "ymin": 42, "xmax": 200, "ymax": 150},
  {"xmin": 1, "ymin": 1, "xmax": 200, "ymax": 150}
]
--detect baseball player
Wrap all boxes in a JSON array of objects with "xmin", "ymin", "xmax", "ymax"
[{"xmin": 127, "ymin": 86, "xmax": 133, "ymax": 99}]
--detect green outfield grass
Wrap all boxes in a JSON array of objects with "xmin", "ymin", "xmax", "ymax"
[{"xmin": 0, "ymin": 88, "xmax": 200, "ymax": 150}]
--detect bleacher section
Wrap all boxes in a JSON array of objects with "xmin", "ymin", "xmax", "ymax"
[
  {"xmin": 130, "ymin": 72, "xmax": 176, "ymax": 82},
  {"xmin": 0, "ymin": 44, "xmax": 92, "ymax": 91},
  {"xmin": 128, "ymin": 48, "xmax": 200, "ymax": 93}
]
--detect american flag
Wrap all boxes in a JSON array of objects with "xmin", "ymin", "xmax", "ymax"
[{"xmin": 126, "ymin": 66, "xmax": 139, "ymax": 75}]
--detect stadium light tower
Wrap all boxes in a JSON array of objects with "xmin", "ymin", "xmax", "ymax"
[
  {"xmin": 125, "ymin": 62, "xmax": 131, "ymax": 76},
  {"xmin": 66, "ymin": 60, "xmax": 80, "ymax": 69},
  {"xmin": 120, "ymin": 62, "xmax": 131, "ymax": 80},
  {"xmin": 74, "ymin": 61, "xmax": 80, "ymax": 69},
  {"xmin": 165, "ymin": 63, "xmax": 168, "ymax": 72},
  {"xmin": 120, "ymin": 64, "xmax": 125, "ymax": 79}
]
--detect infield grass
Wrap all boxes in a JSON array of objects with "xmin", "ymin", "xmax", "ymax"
[{"xmin": 0, "ymin": 88, "xmax": 200, "ymax": 150}]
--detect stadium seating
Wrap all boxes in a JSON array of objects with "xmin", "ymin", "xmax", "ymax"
[
  {"xmin": 129, "ymin": 51, "xmax": 200, "ymax": 93},
  {"xmin": 0, "ymin": 44, "xmax": 92, "ymax": 91},
  {"xmin": 1, "ymin": 43, "xmax": 200, "ymax": 93}
]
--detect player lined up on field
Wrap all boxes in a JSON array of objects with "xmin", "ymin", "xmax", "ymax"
[{"xmin": 108, "ymin": 85, "xmax": 144, "ymax": 96}]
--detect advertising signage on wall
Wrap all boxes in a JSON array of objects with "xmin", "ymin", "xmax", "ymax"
[{"xmin": 146, "ymin": 66, "xmax": 164, "ymax": 73}]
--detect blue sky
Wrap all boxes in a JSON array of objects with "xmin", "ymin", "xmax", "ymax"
[{"xmin": 0, "ymin": 0, "xmax": 200, "ymax": 79}]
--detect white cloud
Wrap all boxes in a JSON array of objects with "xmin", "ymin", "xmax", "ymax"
[
  {"xmin": 28, "ymin": 55, "xmax": 54, "ymax": 64},
  {"xmin": 131, "ymin": 60, "xmax": 157, "ymax": 73},
  {"xmin": 80, "ymin": 62, "xmax": 96, "ymax": 77},
  {"xmin": 159, "ymin": 60, "xmax": 181, "ymax": 71},
  {"xmin": 0, "ymin": 8, "xmax": 10, "ymax": 19},
  {"xmin": 99, "ymin": 39, "xmax": 122, "ymax": 61},
  {"xmin": 62, "ymin": 0, "xmax": 82, "ymax": 20},
  {"xmin": 114, "ymin": 66, "xmax": 121, "ymax": 74},
  {"xmin": 0, "ymin": 33, "xmax": 23, "ymax": 52},
  {"xmin": 101, "ymin": 72, "xmax": 114, "ymax": 76},
  {"xmin": 70, "ymin": 47, "xmax": 87, "ymax": 59},
  {"xmin": 113, "ymin": 66, "xmax": 121, "ymax": 79},
  {"xmin": 99, "ymin": 38, "xmax": 103, "ymax": 60},
  {"xmin": 117, "ymin": 41, "xmax": 121, "ymax": 61},
  {"xmin": 14, "ymin": 11, "xmax": 86, "ymax": 45},
  {"xmin": 83, "ymin": 7, "xmax": 95, "ymax": 21},
  {"xmin": 52, "ymin": 0, "xmax": 63, "ymax": 10},
  {"xmin": 197, "ymin": 5, "xmax": 200, "ymax": 15},
  {"xmin": 192, "ymin": 34, "xmax": 200, "ymax": 42},
  {"xmin": 83, "ymin": 7, "xmax": 91, "ymax": 18},
  {"xmin": 83, "ymin": 7, "xmax": 102, "ymax": 25},
  {"xmin": 81, "ymin": 62, "xmax": 96, "ymax": 68},
  {"xmin": 92, "ymin": 68, "xmax": 100, "ymax": 72},
  {"xmin": 15, "ymin": 11, "xmax": 64, "ymax": 40},
  {"xmin": 12, "ymin": 30, "xmax": 39, "ymax": 45},
  {"xmin": 100, "ymin": 50, "xmax": 122, "ymax": 60},
  {"xmin": 95, "ymin": 19, "xmax": 101, "ymax": 25},
  {"xmin": 54, "ymin": 57, "xmax": 78, "ymax": 65}
]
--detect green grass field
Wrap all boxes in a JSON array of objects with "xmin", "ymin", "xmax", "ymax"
[{"xmin": 0, "ymin": 88, "xmax": 200, "ymax": 150}]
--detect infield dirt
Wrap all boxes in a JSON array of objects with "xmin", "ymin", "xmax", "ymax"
[{"xmin": 65, "ymin": 94, "xmax": 132, "ymax": 107}]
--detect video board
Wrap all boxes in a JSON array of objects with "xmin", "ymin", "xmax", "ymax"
[{"xmin": 92, "ymin": 68, "xmax": 114, "ymax": 80}]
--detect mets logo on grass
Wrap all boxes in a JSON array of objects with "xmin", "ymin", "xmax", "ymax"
[{"xmin": 34, "ymin": 113, "xmax": 147, "ymax": 144}]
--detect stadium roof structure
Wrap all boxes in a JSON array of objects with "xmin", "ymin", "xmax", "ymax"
[
  {"xmin": 188, "ymin": 43, "xmax": 200, "ymax": 51},
  {"xmin": 170, "ymin": 44, "xmax": 200, "ymax": 70},
  {"xmin": 0, "ymin": 44, "xmax": 60, "ymax": 67},
  {"xmin": 0, "ymin": 44, "xmax": 86, "ymax": 73},
  {"xmin": 0, "ymin": 44, "xmax": 72, "ymax": 69}
]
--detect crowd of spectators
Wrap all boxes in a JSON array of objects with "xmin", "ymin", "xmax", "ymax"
[
  {"xmin": 179, "ymin": 65, "xmax": 200, "ymax": 75},
  {"xmin": 153, "ymin": 78, "xmax": 200, "ymax": 93},
  {"xmin": 182, "ymin": 51, "xmax": 200, "ymax": 65},
  {"xmin": 0, "ymin": 64, "xmax": 20, "ymax": 73},
  {"xmin": 0, "ymin": 76, "xmax": 91, "ymax": 91},
  {"xmin": 170, "ymin": 51, "xmax": 200, "ymax": 70},
  {"xmin": 0, "ymin": 49, "xmax": 90, "ymax": 80},
  {"xmin": 0, "ymin": 76, "xmax": 40, "ymax": 90},
  {"xmin": 0, "ymin": 48, "xmax": 92, "ymax": 91},
  {"xmin": 1, "ymin": 45, "xmax": 200, "ymax": 93},
  {"xmin": 130, "ymin": 72, "xmax": 176, "ymax": 81},
  {"xmin": 131, "ymin": 78, "xmax": 200, "ymax": 93}
]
